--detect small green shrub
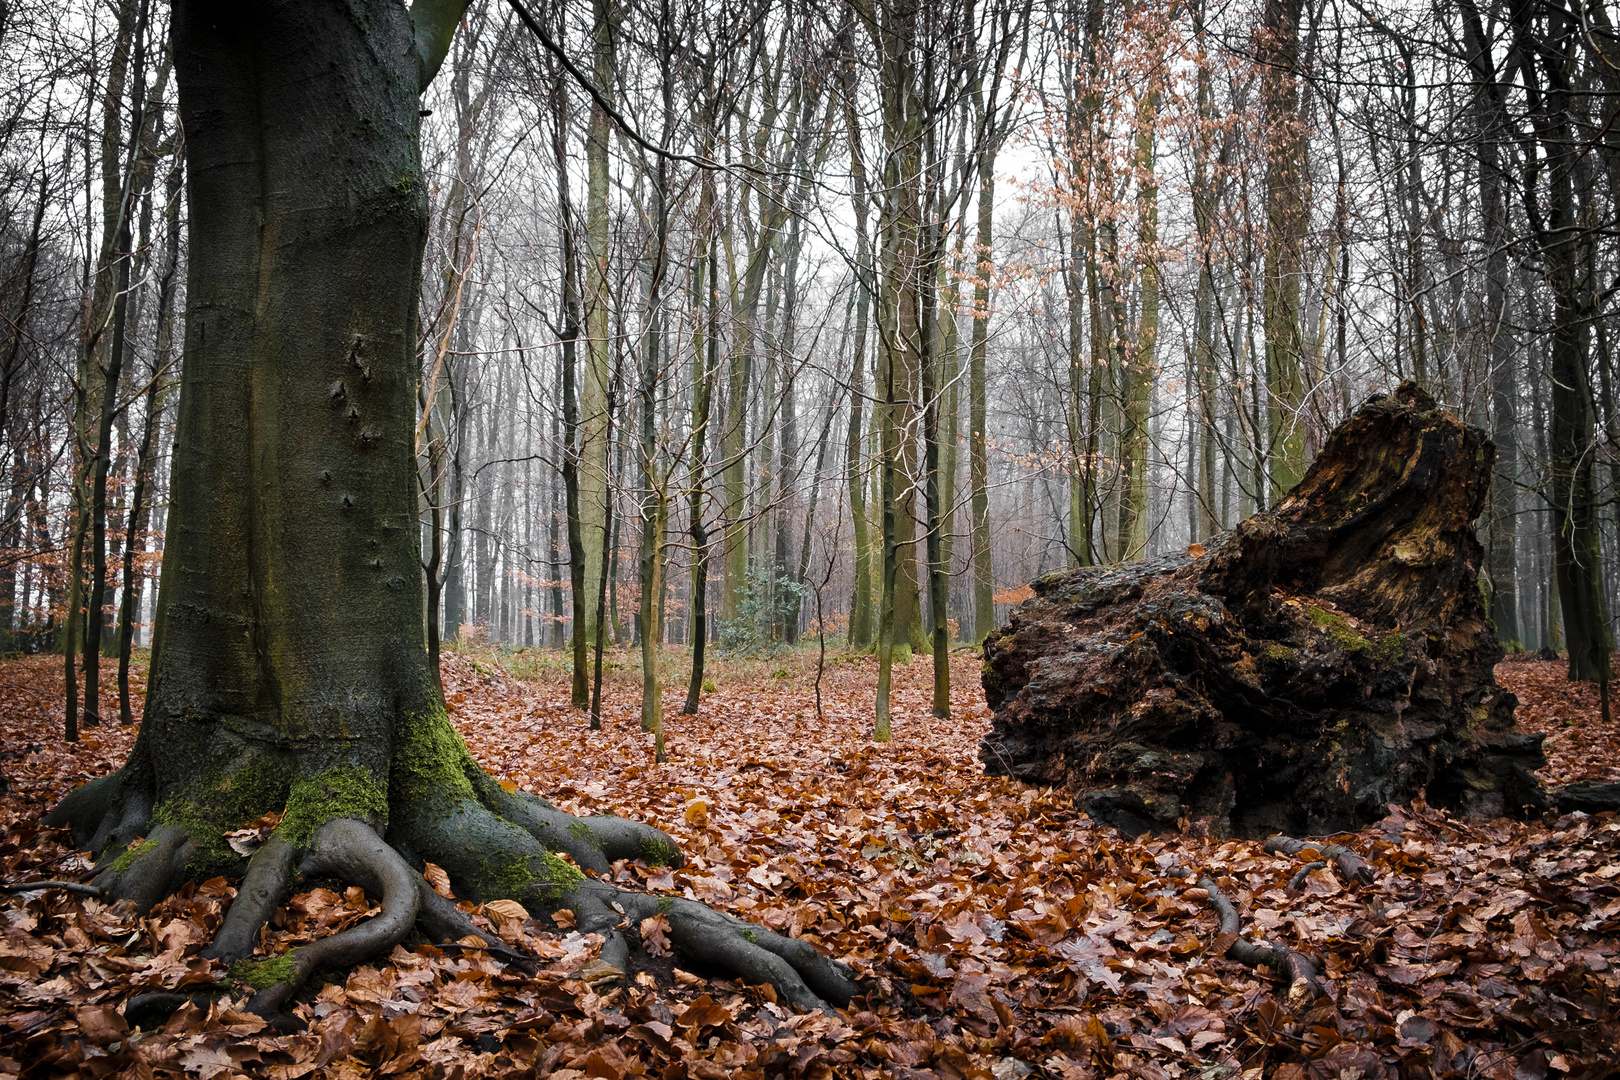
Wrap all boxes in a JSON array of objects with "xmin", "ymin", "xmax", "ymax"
[{"xmin": 716, "ymin": 568, "xmax": 808, "ymax": 657}]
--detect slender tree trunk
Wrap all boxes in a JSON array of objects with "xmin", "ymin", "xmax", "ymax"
[
  {"xmin": 1461, "ymin": 1, "xmax": 1520, "ymax": 647},
  {"xmin": 1192, "ymin": 0, "xmax": 1220, "ymax": 541},
  {"xmin": 117, "ymin": 154, "xmax": 181, "ymax": 725},
  {"xmin": 637, "ymin": 75, "xmax": 672, "ymax": 750},
  {"xmin": 1260, "ymin": 0, "xmax": 1307, "ymax": 497},
  {"xmin": 0, "ymin": 171, "xmax": 49, "ymax": 647},
  {"xmin": 545, "ymin": 70, "xmax": 590, "ymax": 706},
  {"xmin": 683, "ymin": 206, "xmax": 718, "ymax": 715},
  {"xmin": 579, "ymin": 0, "xmax": 616, "ymax": 646},
  {"xmin": 1507, "ymin": 0, "xmax": 1612, "ymax": 685},
  {"xmin": 1118, "ymin": 76, "xmax": 1159, "ymax": 562},
  {"xmin": 969, "ymin": 148, "xmax": 996, "ymax": 641},
  {"xmin": 920, "ymin": 226, "xmax": 950, "ymax": 717}
]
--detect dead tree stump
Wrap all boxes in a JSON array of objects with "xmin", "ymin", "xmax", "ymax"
[{"xmin": 980, "ymin": 383, "xmax": 1548, "ymax": 837}]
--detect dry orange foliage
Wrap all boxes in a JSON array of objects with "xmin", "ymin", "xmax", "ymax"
[{"xmin": 0, "ymin": 649, "xmax": 1616, "ymax": 1078}]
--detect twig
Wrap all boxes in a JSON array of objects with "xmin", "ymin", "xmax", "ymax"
[
  {"xmin": 430, "ymin": 940, "xmax": 535, "ymax": 967},
  {"xmin": 2, "ymin": 880, "xmax": 107, "ymax": 897}
]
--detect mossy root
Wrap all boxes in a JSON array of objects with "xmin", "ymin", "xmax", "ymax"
[
  {"xmin": 204, "ymin": 836, "xmax": 298, "ymax": 964},
  {"xmin": 243, "ymin": 818, "xmax": 419, "ymax": 1017}
]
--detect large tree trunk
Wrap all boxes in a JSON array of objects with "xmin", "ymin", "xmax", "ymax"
[
  {"xmin": 46, "ymin": 0, "xmax": 853, "ymax": 1019},
  {"xmin": 980, "ymin": 383, "xmax": 1548, "ymax": 838}
]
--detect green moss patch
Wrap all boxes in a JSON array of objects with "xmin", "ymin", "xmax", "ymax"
[
  {"xmin": 567, "ymin": 820, "xmax": 604, "ymax": 849},
  {"xmin": 108, "ymin": 837, "xmax": 157, "ymax": 875},
  {"xmin": 476, "ymin": 849, "xmax": 583, "ymax": 905},
  {"xmin": 392, "ymin": 705, "xmax": 478, "ymax": 811},
  {"xmin": 637, "ymin": 835, "xmax": 682, "ymax": 867},
  {"xmin": 1374, "ymin": 632, "xmax": 1404, "ymax": 663},
  {"xmin": 153, "ymin": 796, "xmax": 242, "ymax": 881},
  {"xmin": 1260, "ymin": 642, "xmax": 1298, "ymax": 663},
  {"xmin": 1307, "ymin": 605, "xmax": 1368, "ymax": 652},
  {"xmin": 229, "ymin": 950, "xmax": 300, "ymax": 991},
  {"xmin": 279, "ymin": 766, "xmax": 389, "ymax": 846}
]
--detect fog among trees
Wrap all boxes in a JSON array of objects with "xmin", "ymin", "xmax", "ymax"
[{"xmin": 3, "ymin": 0, "xmax": 1617, "ymax": 730}]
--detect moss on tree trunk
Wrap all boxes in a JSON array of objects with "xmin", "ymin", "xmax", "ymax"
[{"xmin": 44, "ymin": 0, "xmax": 855, "ymax": 1020}]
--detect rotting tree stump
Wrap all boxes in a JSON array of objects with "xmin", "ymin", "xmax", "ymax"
[{"xmin": 980, "ymin": 383, "xmax": 1550, "ymax": 837}]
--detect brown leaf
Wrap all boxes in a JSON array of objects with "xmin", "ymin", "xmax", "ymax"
[
  {"xmin": 639, "ymin": 913, "xmax": 672, "ymax": 956},
  {"xmin": 676, "ymin": 993, "xmax": 731, "ymax": 1031},
  {"xmin": 72, "ymin": 1005, "xmax": 126, "ymax": 1045},
  {"xmin": 422, "ymin": 862, "xmax": 453, "ymax": 898}
]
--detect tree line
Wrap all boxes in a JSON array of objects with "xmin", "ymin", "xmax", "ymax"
[{"xmin": 1, "ymin": 0, "xmax": 1616, "ymax": 737}]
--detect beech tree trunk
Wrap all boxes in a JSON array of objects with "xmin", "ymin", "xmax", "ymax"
[
  {"xmin": 981, "ymin": 383, "xmax": 1548, "ymax": 838},
  {"xmin": 46, "ymin": 0, "xmax": 853, "ymax": 1018}
]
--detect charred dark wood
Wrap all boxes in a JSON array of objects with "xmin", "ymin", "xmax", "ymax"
[{"xmin": 981, "ymin": 383, "xmax": 1548, "ymax": 837}]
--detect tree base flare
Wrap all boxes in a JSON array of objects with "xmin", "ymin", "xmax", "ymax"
[
  {"xmin": 980, "ymin": 383, "xmax": 1548, "ymax": 837},
  {"xmin": 44, "ymin": 707, "xmax": 857, "ymax": 1015}
]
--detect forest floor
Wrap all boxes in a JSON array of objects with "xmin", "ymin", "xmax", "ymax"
[{"xmin": 0, "ymin": 645, "xmax": 1617, "ymax": 1080}]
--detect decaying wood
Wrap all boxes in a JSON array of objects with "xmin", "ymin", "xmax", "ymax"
[
  {"xmin": 981, "ymin": 383, "xmax": 1548, "ymax": 837},
  {"xmin": 1550, "ymin": 781, "xmax": 1620, "ymax": 815}
]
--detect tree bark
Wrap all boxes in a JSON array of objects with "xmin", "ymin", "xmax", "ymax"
[
  {"xmin": 1259, "ymin": 0, "xmax": 1307, "ymax": 499},
  {"xmin": 969, "ymin": 148, "xmax": 996, "ymax": 641},
  {"xmin": 49, "ymin": 0, "xmax": 853, "ymax": 1016}
]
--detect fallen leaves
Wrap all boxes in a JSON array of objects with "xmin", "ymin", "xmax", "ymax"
[{"xmin": 1, "ymin": 650, "xmax": 1619, "ymax": 1077}]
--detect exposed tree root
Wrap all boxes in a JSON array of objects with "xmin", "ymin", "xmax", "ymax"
[
  {"xmin": 410, "ymin": 877, "xmax": 516, "ymax": 955},
  {"xmin": 203, "ymin": 836, "xmax": 298, "ymax": 964},
  {"xmin": 96, "ymin": 822, "xmax": 196, "ymax": 914},
  {"xmin": 1167, "ymin": 867, "xmax": 1323, "ymax": 1006},
  {"xmin": 601, "ymin": 884, "xmax": 858, "ymax": 1012},
  {"xmin": 1263, "ymin": 835, "xmax": 1375, "ymax": 885},
  {"xmin": 239, "ymin": 819, "xmax": 420, "ymax": 1016},
  {"xmin": 465, "ymin": 767, "xmax": 682, "ymax": 874},
  {"xmin": 44, "ymin": 720, "xmax": 857, "ymax": 1018},
  {"xmin": 124, "ymin": 990, "xmax": 235, "ymax": 1031},
  {"xmin": 1286, "ymin": 861, "xmax": 1328, "ymax": 891}
]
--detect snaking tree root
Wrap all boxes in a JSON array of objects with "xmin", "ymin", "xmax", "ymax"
[
  {"xmin": 1263, "ymin": 835, "xmax": 1375, "ymax": 885},
  {"xmin": 1286, "ymin": 861, "xmax": 1329, "ymax": 891},
  {"xmin": 43, "ymin": 714, "xmax": 859, "ymax": 1020},
  {"xmin": 1167, "ymin": 867, "xmax": 1323, "ymax": 1006}
]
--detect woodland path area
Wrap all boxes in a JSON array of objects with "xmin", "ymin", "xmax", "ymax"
[{"xmin": 0, "ymin": 649, "xmax": 1617, "ymax": 1079}]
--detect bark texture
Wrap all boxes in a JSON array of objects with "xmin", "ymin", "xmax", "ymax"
[
  {"xmin": 42, "ymin": 0, "xmax": 854, "ymax": 1018},
  {"xmin": 980, "ymin": 383, "xmax": 1547, "ymax": 837}
]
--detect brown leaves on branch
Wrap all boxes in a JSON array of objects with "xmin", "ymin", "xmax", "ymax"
[{"xmin": 2, "ymin": 650, "xmax": 1619, "ymax": 1077}]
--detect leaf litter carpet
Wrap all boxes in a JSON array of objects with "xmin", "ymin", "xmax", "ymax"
[{"xmin": 0, "ymin": 649, "xmax": 1616, "ymax": 1079}]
